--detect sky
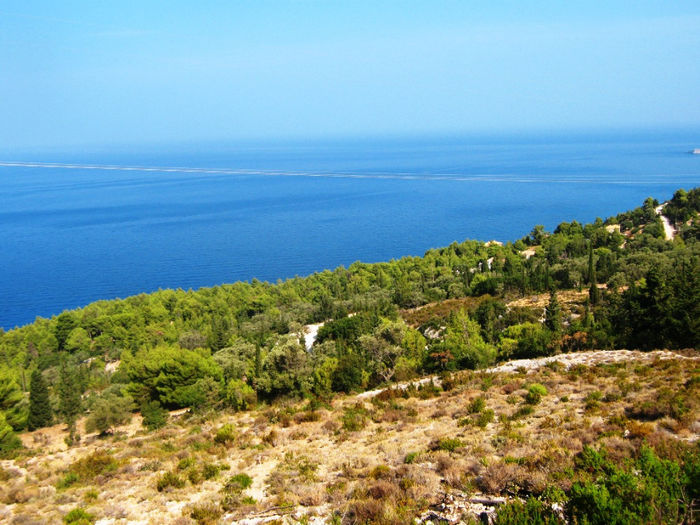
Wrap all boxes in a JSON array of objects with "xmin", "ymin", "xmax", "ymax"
[{"xmin": 1, "ymin": 1, "xmax": 699, "ymax": 150}]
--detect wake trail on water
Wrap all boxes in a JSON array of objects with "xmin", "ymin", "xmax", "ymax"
[{"xmin": 0, "ymin": 160, "xmax": 683, "ymax": 185}]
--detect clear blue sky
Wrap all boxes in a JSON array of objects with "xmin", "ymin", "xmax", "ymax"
[{"xmin": 1, "ymin": 1, "xmax": 699, "ymax": 150}]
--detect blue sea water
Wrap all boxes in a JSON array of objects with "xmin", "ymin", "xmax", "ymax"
[{"xmin": 1, "ymin": 131, "xmax": 698, "ymax": 330}]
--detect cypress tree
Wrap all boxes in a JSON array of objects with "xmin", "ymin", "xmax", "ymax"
[
  {"xmin": 545, "ymin": 289, "xmax": 562, "ymax": 333},
  {"xmin": 27, "ymin": 370, "xmax": 53, "ymax": 431},
  {"xmin": 588, "ymin": 242, "xmax": 600, "ymax": 305}
]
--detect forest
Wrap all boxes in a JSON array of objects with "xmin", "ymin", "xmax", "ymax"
[{"xmin": 0, "ymin": 188, "xmax": 698, "ymax": 450}]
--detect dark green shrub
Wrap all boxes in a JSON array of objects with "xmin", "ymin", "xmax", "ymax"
[
  {"xmin": 436, "ymin": 438, "xmax": 465, "ymax": 452},
  {"xmin": 224, "ymin": 379, "xmax": 257, "ymax": 411},
  {"xmin": 404, "ymin": 452, "xmax": 419, "ymax": 464},
  {"xmin": 156, "ymin": 471, "xmax": 186, "ymax": 491},
  {"xmin": 224, "ymin": 473, "xmax": 253, "ymax": 493},
  {"xmin": 585, "ymin": 391, "xmax": 603, "ymax": 410},
  {"xmin": 84, "ymin": 393, "xmax": 134, "ymax": 435},
  {"xmin": 202, "ymin": 462, "xmax": 223, "ymax": 480},
  {"xmin": 567, "ymin": 445, "xmax": 695, "ymax": 524},
  {"xmin": 0, "ymin": 413, "xmax": 22, "ymax": 455},
  {"xmin": 63, "ymin": 508, "xmax": 95, "ymax": 524},
  {"xmin": 469, "ymin": 396, "xmax": 486, "ymax": 413},
  {"xmin": 58, "ymin": 450, "xmax": 118, "ymax": 488},
  {"xmin": 56, "ymin": 471, "xmax": 79, "ymax": 489},
  {"xmin": 177, "ymin": 456, "xmax": 196, "ymax": 470},
  {"xmin": 214, "ymin": 423, "xmax": 237, "ymax": 444},
  {"xmin": 187, "ymin": 467, "xmax": 203, "ymax": 484},
  {"xmin": 526, "ymin": 384, "xmax": 548, "ymax": 405},
  {"xmin": 141, "ymin": 400, "xmax": 168, "ymax": 430},
  {"xmin": 476, "ymin": 409, "xmax": 495, "ymax": 428},
  {"xmin": 341, "ymin": 405, "xmax": 369, "ymax": 432},
  {"xmin": 511, "ymin": 405, "xmax": 534, "ymax": 419},
  {"xmin": 494, "ymin": 497, "xmax": 562, "ymax": 524}
]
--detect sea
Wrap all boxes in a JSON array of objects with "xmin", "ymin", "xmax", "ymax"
[{"xmin": 1, "ymin": 130, "xmax": 699, "ymax": 330}]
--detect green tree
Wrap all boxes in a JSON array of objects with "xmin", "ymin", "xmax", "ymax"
[
  {"xmin": 65, "ymin": 327, "xmax": 91, "ymax": 354},
  {"xmin": 27, "ymin": 369, "xmax": 53, "ymax": 430},
  {"xmin": 58, "ymin": 363, "xmax": 82, "ymax": 444},
  {"xmin": 224, "ymin": 379, "xmax": 257, "ymax": 411},
  {"xmin": 0, "ymin": 412, "xmax": 22, "ymax": 454},
  {"xmin": 54, "ymin": 312, "xmax": 78, "ymax": 351},
  {"xmin": 588, "ymin": 242, "xmax": 600, "ymax": 305},
  {"xmin": 208, "ymin": 316, "xmax": 231, "ymax": 351},
  {"xmin": 141, "ymin": 401, "xmax": 170, "ymax": 430},
  {"xmin": 85, "ymin": 393, "xmax": 133, "ymax": 435},
  {"xmin": 122, "ymin": 345, "xmax": 222, "ymax": 408},
  {"xmin": 213, "ymin": 340, "xmax": 256, "ymax": 381},
  {"xmin": 436, "ymin": 309, "xmax": 496, "ymax": 370},
  {"xmin": 258, "ymin": 335, "xmax": 311, "ymax": 398},
  {"xmin": 0, "ymin": 368, "xmax": 27, "ymax": 430},
  {"xmin": 141, "ymin": 400, "xmax": 169, "ymax": 430},
  {"xmin": 544, "ymin": 290, "xmax": 562, "ymax": 334},
  {"xmin": 500, "ymin": 322, "xmax": 553, "ymax": 360}
]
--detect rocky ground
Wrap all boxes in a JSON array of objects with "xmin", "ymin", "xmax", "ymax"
[{"xmin": 1, "ymin": 349, "xmax": 698, "ymax": 525}]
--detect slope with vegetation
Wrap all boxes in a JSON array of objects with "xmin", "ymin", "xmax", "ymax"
[{"xmin": 0, "ymin": 188, "xmax": 698, "ymax": 523}]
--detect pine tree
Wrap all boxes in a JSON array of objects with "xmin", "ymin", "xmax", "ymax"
[
  {"xmin": 27, "ymin": 370, "xmax": 53, "ymax": 431},
  {"xmin": 0, "ymin": 369, "xmax": 26, "ymax": 430},
  {"xmin": 0, "ymin": 412, "xmax": 22, "ymax": 454}
]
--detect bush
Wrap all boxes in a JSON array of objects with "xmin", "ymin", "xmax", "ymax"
[
  {"xmin": 511, "ymin": 405, "xmax": 534, "ymax": 419},
  {"xmin": 224, "ymin": 473, "xmax": 253, "ymax": 493},
  {"xmin": 341, "ymin": 405, "xmax": 369, "ymax": 432},
  {"xmin": 141, "ymin": 400, "xmax": 168, "ymax": 430},
  {"xmin": 58, "ymin": 451, "xmax": 118, "ymax": 488},
  {"xmin": 494, "ymin": 497, "xmax": 562, "ymax": 524},
  {"xmin": 189, "ymin": 502, "xmax": 222, "ymax": 524},
  {"xmin": 0, "ymin": 412, "xmax": 22, "ymax": 455},
  {"xmin": 436, "ymin": 438, "xmax": 465, "ymax": 452},
  {"xmin": 56, "ymin": 471, "xmax": 79, "ymax": 489},
  {"xmin": 123, "ymin": 345, "xmax": 222, "ymax": 408},
  {"xmin": 526, "ymin": 384, "xmax": 548, "ymax": 405},
  {"xmin": 370, "ymin": 465, "xmax": 391, "ymax": 479},
  {"xmin": 177, "ymin": 456, "xmax": 196, "ymax": 470},
  {"xmin": 585, "ymin": 390, "xmax": 603, "ymax": 410},
  {"xmin": 63, "ymin": 508, "xmax": 95, "ymax": 525},
  {"xmin": 567, "ymin": 445, "xmax": 696, "ymax": 524},
  {"xmin": 202, "ymin": 462, "xmax": 223, "ymax": 480},
  {"xmin": 469, "ymin": 396, "xmax": 486, "ymax": 414},
  {"xmin": 85, "ymin": 393, "xmax": 134, "ymax": 435},
  {"xmin": 214, "ymin": 423, "xmax": 237, "ymax": 444},
  {"xmin": 476, "ymin": 409, "xmax": 495, "ymax": 428},
  {"xmin": 224, "ymin": 379, "xmax": 257, "ymax": 411},
  {"xmin": 156, "ymin": 471, "xmax": 186, "ymax": 492},
  {"xmin": 404, "ymin": 452, "xmax": 419, "ymax": 464},
  {"xmin": 187, "ymin": 467, "xmax": 203, "ymax": 485}
]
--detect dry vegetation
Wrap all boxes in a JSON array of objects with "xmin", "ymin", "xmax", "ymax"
[
  {"xmin": 1, "ymin": 351, "xmax": 698, "ymax": 525},
  {"xmin": 400, "ymin": 297, "xmax": 488, "ymax": 328}
]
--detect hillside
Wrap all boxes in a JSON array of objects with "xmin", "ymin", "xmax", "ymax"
[
  {"xmin": 1, "ymin": 350, "xmax": 698, "ymax": 524},
  {"xmin": 0, "ymin": 188, "xmax": 699, "ymax": 523}
]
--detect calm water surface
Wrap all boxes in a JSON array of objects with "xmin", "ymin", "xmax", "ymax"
[{"xmin": 1, "ymin": 132, "xmax": 698, "ymax": 329}]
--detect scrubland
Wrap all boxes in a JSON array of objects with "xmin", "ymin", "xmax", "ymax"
[{"xmin": 1, "ymin": 350, "xmax": 697, "ymax": 524}]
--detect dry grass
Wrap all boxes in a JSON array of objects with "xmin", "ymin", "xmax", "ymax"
[{"xmin": 0, "ymin": 351, "xmax": 697, "ymax": 524}]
